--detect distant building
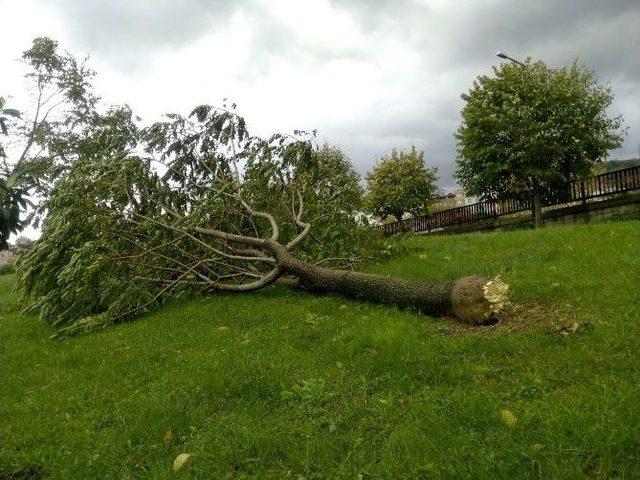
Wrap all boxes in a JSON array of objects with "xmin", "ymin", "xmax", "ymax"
[
  {"xmin": 433, "ymin": 189, "xmax": 469, "ymax": 211},
  {"xmin": 436, "ymin": 192, "xmax": 458, "ymax": 208}
]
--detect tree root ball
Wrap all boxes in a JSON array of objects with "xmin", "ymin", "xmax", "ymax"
[{"xmin": 451, "ymin": 276, "xmax": 509, "ymax": 325}]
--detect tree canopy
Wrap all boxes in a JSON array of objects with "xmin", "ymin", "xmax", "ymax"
[
  {"xmin": 15, "ymin": 104, "xmax": 392, "ymax": 336},
  {"xmin": 455, "ymin": 60, "xmax": 624, "ymax": 227},
  {"xmin": 365, "ymin": 146, "xmax": 439, "ymax": 223}
]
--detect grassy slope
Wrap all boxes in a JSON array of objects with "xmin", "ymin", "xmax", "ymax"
[{"xmin": 1, "ymin": 221, "xmax": 639, "ymax": 479}]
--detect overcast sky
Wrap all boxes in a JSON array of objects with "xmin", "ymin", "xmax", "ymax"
[{"xmin": 1, "ymin": 0, "xmax": 639, "ymax": 190}]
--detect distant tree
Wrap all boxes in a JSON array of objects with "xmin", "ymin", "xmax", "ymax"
[
  {"xmin": 456, "ymin": 60, "xmax": 625, "ymax": 228},
  {"xmin": 365, "ymin": 146, "xmax": 439, "ymax": 222}
]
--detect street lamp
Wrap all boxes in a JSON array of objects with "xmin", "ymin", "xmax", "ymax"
[
  {"xmin": 496, "ymin": 51, "xmax": 526, "ymax": 67},
  {"xmin": 496, "ymin": 51, "xmax": 546, "ymax": 228}
]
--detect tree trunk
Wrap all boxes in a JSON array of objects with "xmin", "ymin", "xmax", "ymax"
[
  {"xmin": 271, "ymin": 242, "xmax": 508, "ymax": 325},
  {"xmin": 532, "ymin": 186, "xmax": 544, "ymax": 229}
]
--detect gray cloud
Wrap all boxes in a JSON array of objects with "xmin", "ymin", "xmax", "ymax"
[
  {"xmin": 48, "ymin": 0, "xmax": 371, "ymax": 73},
  {"xmin": 46, "ymin": 0, "xmax": 239, "ymax": 70},
  {"xmin": 21, "ymin": 0, "xmax": 640, "ymax": 187},
  {"xmin": 328, "ymin": 0, "xmax": 640, "ymax": 184}
]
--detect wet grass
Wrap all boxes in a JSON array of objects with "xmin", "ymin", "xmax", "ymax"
[{"xmin": 1, "ymin": 220, "xmax": 639, "ymax": 479}]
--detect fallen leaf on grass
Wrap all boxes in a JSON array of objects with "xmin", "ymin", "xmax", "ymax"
[
  {"xmin": 305, "ymin": 312, "xmax": 329, "ymax": 325},
  {"xmin": 339, "ymin": 304, "xmax": 348, "ymax": 310},
  {"xmin": 499, "ymin": 409, "xmax": 517, "ymax": 426},
  {"xmin": 162, "ymin": 429, "xmax": 173, "ymax": 443},
  {"xmin": 556, "ymin": 321, "xmax": 593, "ymax": 336},
  {"xmin": 217, "ymin": 326, "xmax": 229, "ymax": 331},
  {"xmin": 418, "ymin": 253, "xmax": 428, "ymax": 260},
  {"xmin": 173, "ymin": 453, "xmax": 191, "ymax": 472}
]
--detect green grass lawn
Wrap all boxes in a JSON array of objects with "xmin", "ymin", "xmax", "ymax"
[{"xmin": 1, "ymin": 221, "xmax": 639, "ymax": 479}]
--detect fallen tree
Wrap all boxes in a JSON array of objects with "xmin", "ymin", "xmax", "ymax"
[
  {"xmin": 17, "ymin": 104, "xmax": 508, "ymax": 336},
  {"xmin": 132, "ymin": 195, "xmax": 508, "ymax": 323}
]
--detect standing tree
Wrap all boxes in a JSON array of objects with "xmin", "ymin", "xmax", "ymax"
[
  {"xmin": 366, "ymin": 146, "xmax": 439, "ymax": 223},
  {"xmin": 456, "ymin": 60, "xmax": 625, "ymax": 228},
  {"xmin": 17, "ymin": 105, "xmax": 508, "ymax": 337},
  {"xmin": 1, "ymin": 37, "xmax": 98, "ymax": 241},
  {"xmin": 1, "ymin": 97, "xmax": 28, "ymax": 249}
]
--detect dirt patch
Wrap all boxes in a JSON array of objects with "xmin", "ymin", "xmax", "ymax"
[{"xmin": 440, "ymin": 301, "xmax": 589, "ymax": 337}]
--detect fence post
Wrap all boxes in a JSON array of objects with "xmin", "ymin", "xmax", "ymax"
[{"xmin": 580, "ymin": 181, "xmax": 586, "ymax": 205}]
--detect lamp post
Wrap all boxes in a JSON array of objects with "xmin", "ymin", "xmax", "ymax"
[
  {"xmin": 495, "ymin": 51, "xmax": 546, "ymax": 228},
  {"xmin": 496, "ymin": 51, "xmax": 526, "ymax": 67}
]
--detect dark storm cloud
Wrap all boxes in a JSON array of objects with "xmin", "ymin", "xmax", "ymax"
[
  {"xmin": 326, "ymin": 0, "xmax": 640, "ymax": 184},
  {"xmin": 441, "ymin": 0, "xmax": 640, "ymax": 82},
  {"xmin": 47, "ymin": 0, "xmax": 239, "ymax": 69}
]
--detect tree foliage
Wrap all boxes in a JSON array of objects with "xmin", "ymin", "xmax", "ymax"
[
  {"xmin": 243, "ymin": 143, "xmax": 367, "ymax": 260},
  {"xmin": 1, "ymin": 97, "xmax": 27, "ymax": 249},
  {"xmin": 365, "ymin": 146, "xmax": 439, "ymax": 222},
  {"xmin": 1, "ymin": 37, "xmax": 97, "ymax": 241},
  {"xmin": 16, "ymin": 104, "xmax": 384, "ymax": 336},
  {"xmin": 455, "ymin": 60, "xmax": 625, "ymax": 226}
]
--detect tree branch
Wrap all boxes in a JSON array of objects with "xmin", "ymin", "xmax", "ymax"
[
  {"xmin": 206, "ymin": 266, "xmax": 283, "ymax": 292},
  {"xmin": 286, "ymin": 189, "xmax": 311, "ymax": 249},
  {"xmin": 238, "ymin": 197, "xmax": 279, "ymax": 241}
]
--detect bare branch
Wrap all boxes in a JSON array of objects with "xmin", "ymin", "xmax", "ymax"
[
  {"xmin": 110, "ymin": 257, "xmax": 215, "ymax": 323},
  {"xmin": 206, "ymin": 266, "xmax": 283, "ymax": 292},
  {"xmin": 238, "ymin": 197, "xmax": 280, "ymax": 241},
  {"xmin": 229, "ymin": 247, "xmax": 271, "ymax": 259},
  {"xmin": 134, "ymin": 276, "xmax": 210, "ymax": 286},
  {"xmin": 286, "ymin": 189, "xmax": 311, "ymax": 249},
  {"xmin": 194, "ymin": 226, "xmax": 268, "ymax": 249},
  {"xmin": 131, "ymin": 212, "xmax": 274, "ymax": 262},
  {"xmin": 17, "ymin": 81, "xmax": 44, "ymax": 166}
]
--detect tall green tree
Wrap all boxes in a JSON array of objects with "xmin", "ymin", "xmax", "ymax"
[
  {"xmin": 1, "ymin": 37, "xmax": 98, "ymax": 240},
  {"xmin": 365, "ymin": 146, "xmax": 439, "ymax": 223},
  {"xmin": 455, "ymin": 60, "xmax": 625, "ymax": 228}
]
